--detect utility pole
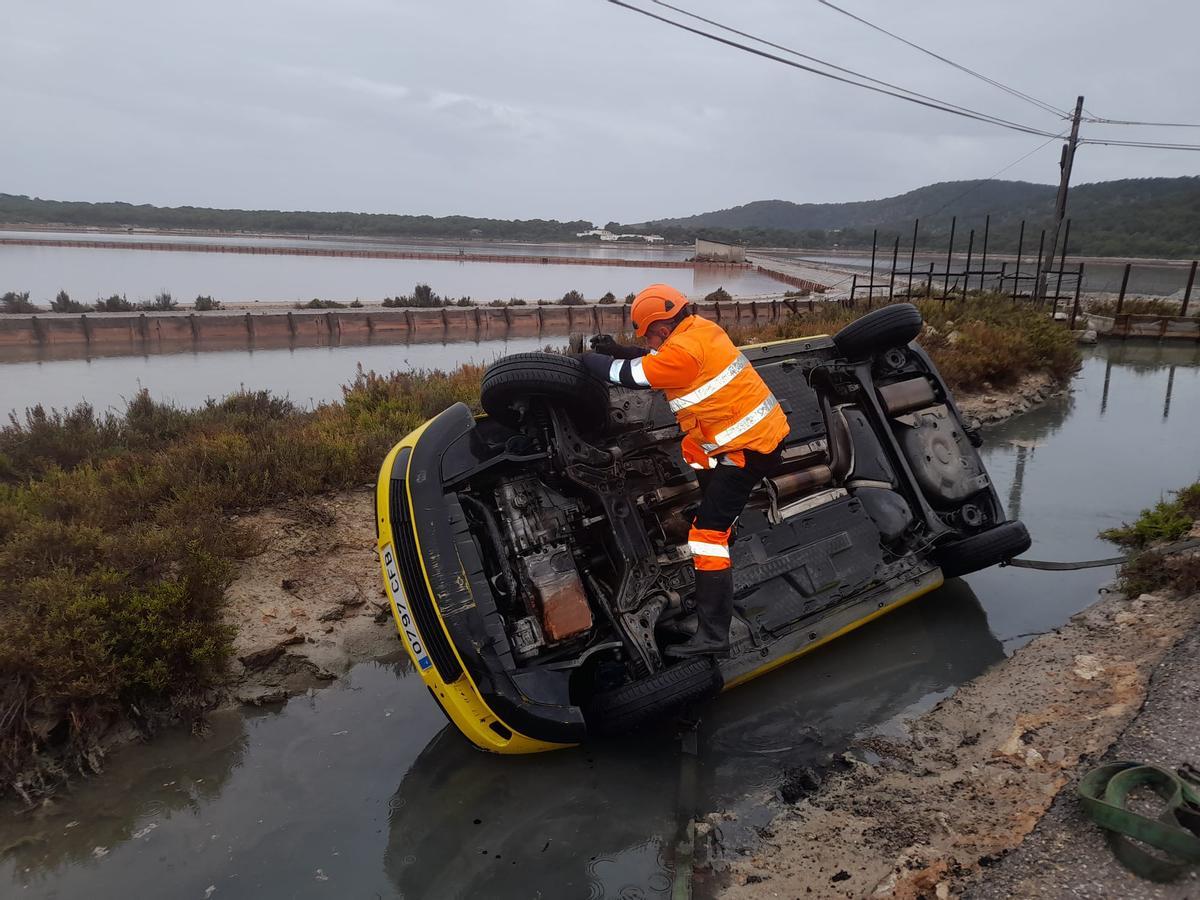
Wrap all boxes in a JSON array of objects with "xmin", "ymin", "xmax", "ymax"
[{"xmin": 1035, "ymin": 96, "xmax": 1084, "ymax": 304}]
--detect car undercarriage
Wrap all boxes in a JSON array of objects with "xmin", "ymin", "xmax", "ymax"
[{"xmin": 376, "ymin": 304, "xmax": 1031, "ymax": 749}]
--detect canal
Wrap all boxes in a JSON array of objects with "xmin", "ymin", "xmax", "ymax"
[{"xmin": 2, "ymin": 341, "xmax": 1198, "ymax": 899}]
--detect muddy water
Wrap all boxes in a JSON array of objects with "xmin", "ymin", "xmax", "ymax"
[{"xmin": 3, "ymin": 342, "xmax": 1199, "ymax": 899}]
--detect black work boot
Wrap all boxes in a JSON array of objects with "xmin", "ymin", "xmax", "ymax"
[{"xmin": 665, "ymin": 568, "xmax": 733, "ymax": 661}]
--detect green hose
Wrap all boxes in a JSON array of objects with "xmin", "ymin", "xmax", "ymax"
[{"xmin": 1077, "ymin": 762, "xmax": 1200, "ymax": 882}]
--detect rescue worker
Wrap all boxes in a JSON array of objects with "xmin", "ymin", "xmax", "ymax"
[{"xmin": 582, "ymin": 283, "xmax": 789, "ymax": 660}]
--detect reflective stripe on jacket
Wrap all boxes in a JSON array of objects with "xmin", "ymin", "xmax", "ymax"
[{"xmin": 638, "ymin": 315, "xmax": 789, "ymax": 463}]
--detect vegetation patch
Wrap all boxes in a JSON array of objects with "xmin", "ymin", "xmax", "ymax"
[
  {"xmin": 0, "ymin": 367, "xmax": 482, "ymax": 801},
  {"xmin": 1088, "ymin": 297, "xmax": 1194, "ymax": 318},
  {"xmin": 1102, "ymin": 482, "xmax": 1200, "ymax": 597},
  {"xmin": 1, "ymin": 292, "xmax": 39, "ymax": 314},
  {"xmin": 729, "ymin": 294, "xmax": 1080, "ymax": 395}
]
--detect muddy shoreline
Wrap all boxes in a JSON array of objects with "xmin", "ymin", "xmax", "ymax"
[{"xmin": 722, "ymin": 561, "xmax": 1200, "ymax": 898}]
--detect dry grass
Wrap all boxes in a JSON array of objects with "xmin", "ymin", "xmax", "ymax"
[
  {"xmin": 1089, "ymin": 297, "xmax": 1194, "ymax": 318},
  {"xmin": 729, "ymin": 295, "xmax": 1081, "ymax": 395}
]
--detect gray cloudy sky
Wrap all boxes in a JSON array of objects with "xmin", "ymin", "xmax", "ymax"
[{"xmin": 3, "ymin": 0, "xmax": 1198, "ymax": 224}]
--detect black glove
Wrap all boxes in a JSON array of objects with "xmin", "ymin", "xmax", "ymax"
[
  {"xmin": 581, "ymin": 351, "xmax": 613, "ymax": 381},
  {"xmin": 589, "ymin": 334, "xmax": 647, "ymax": 359}
]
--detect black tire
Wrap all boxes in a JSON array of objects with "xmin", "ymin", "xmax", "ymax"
[
  {"xmin": 934, "ymin": 520, "xmax": 1031, "ymax": 578},
  {"xmin": 480, "ymin": 352, "xmax": 610, "ymax": 430},
  {"xmin": 833, "ymin": 303, "xmax": 923, "ymax": 360},
  {"xmin": 585, "ymin": 658, "xmax": 723, "ymax": 737}
]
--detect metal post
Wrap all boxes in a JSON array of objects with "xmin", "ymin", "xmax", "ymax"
[
  {"xmin": 1035, "ymin": 95, "xmax": 1085, "ymax": 303},
  {"xmin": 1070, "ymin": 263, "xmax": 1084, "ymax": 330},
  {"xmin": 1000, "ymin": 261, "xmax": 1008, "ymax": 298},
  {"xmin": 1055, "ymin": 219, "xmax": 1071, "ymax": 304},
  {"xmin": 907, "ymin": 218, "xmax": 918, "ymax": 297},
  {"xmin": 927, "ymin": 261, "xmax": 935, "ymax": 298},
  {"xmin": 1182, "ymin": 260, "xmax": 1197, "ymax": 317},
  {"xmin": 1033, "ymin": 229, "xmax": 1046, "ymax": 305},
  {"xmin": 1100, "ymin": 355, "xmax": 1112, "ymax": 415},
  {"xmin": 889, "ymin": 236, "xmax": 899, "ymax": 301},
  {"xmin": 850, "ymin": 274, "xmax": 857, "ymax": 306},
  {"xmin": 868, "ymin": 229, "xmax": 878, "ymax": 308},
  {"xmin": 944, "ymin": 216, "xmax": 956, "ymax": 297},
  {"xmin": 1115, "ymin": 263, "xmax": 1132, "ymax": 316},
  {"xmin": 979, "ymin": 214, "xmax": 990, "ymax": 291},
  {"xmin": 962, "ymin": 229, "xmax": 975, "ymax": 301},
  {"xmin": 1012, "ymin": 220, "xmax": 1025, "ymax": 302}
]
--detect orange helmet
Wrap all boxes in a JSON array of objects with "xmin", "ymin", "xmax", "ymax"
[{"xmin": 630, "ymin": 283, "xmax": 688, "ymax": 337}]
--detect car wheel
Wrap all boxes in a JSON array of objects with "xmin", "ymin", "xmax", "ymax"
[
  {"xmin": 480, "ymin": 351, "xmax": 610, "ymax": 430},
  {"xmin": 933, "ymin": 520, "xmax": 1031, "ymax": 578},
  {"xmin": 833, "ymin": 303, "xmax": 923, "ymax": 360},
  {"xmin": 584, "ymin": 657, "xmax": 723, "ymax": 736}
]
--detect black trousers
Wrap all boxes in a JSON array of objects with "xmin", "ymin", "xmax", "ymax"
[{"xmin": 693, "ymin": 444, "xmax": 785, "ymax": 534}]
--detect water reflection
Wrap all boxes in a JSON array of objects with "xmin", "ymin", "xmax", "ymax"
[
  {"xmin": 382, "ymin": 582, "xmax": 1003, "ymax": 899},
  {"xmin": 2, "ymin": 710, "xmax": 248, "ymax": 887}
]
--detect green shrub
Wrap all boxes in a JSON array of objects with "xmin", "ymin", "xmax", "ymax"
[
  {"xmin": 1, "ymin": 291, "xmax": 38, "ymax": 314},
  {"xmin": 1103, "ymin": 484, "xmax": 1200, "ymax": 548},
  {"xmin": 561, "ymin": 290, "xmax": 586, "ymax": 306},
  {"xmin": 94, "ymin": 294, "xmax": 135, "ymax": 312},
  {"xmin": 193, "ymin": 295, "xmax": 222, "ymax": 311},
  {"xmin": 295, "ymin": 298, "xmax": 346, "ymax": 309},
  {"xmin": 142, "ymin": 291, "xmax": 178, "ymax": 311},
  {"xmin": 50, "ymin": 290, "xmax": 88, "ymax": 313},
  {"xmin": 349, "ymin": 299, "xmax": 364, "ymax": 308},
  {"xmin": 704, "ymin": 287, "xmax": 732, "ymax": 303},
  {"xmin": 599, "ymin": 291, "xmax": 616, "ymax": 305},
  {"xmin": 625, "ymin": 293, "xmax": 636, "ymax": 304}
]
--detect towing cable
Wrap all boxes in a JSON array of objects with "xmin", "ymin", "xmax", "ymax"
[{"xmin": 1003, "ymin": 537, "xmax": 1200, "ymax": 571}]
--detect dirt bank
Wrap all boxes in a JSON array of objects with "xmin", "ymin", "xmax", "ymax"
[
  {"xmin": 722, "ymin": 571, "xmax": 1200, "ymax": 897},
  {"xmin": 954, "ymin": 371, "xmax": 1062, "ymax": 425},
  {"xmin": 221, "ymin": 488, "xmax": 400, "ymax": 705}
]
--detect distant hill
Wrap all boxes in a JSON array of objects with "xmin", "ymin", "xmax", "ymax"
[
  {"xmin": 627, "ymin": 177, "xmax": 1200, "ymax": 258},
  {"xmin": 3, "ymin": 176, "xmax": 1198, "ymax": 257},
  {"xmin": 0, "ymin": 194, "xmax": 593, "ymax": 245}
]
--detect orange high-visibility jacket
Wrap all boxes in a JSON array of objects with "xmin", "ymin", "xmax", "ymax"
[{"xmin": 619, "ymin": 315, "xmax": 789, "ymax": 467}]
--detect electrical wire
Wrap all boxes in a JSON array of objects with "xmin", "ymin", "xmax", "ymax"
[
  {"xmin": 816, "ymin": 0, "xmax": 1200, "ymax": 130},
  {"xmin": 1082, "ymin": 115, "xmax": 1200, "ymax": 128},
  {"xmin": 815, "ymin": 0, "xmax": 1071, "ymax": 119},
  {"xmin": 606, "ymin": 0, "xmax": 1063, "ymax": 139},
  {"xmin": 930, "ymin": 131, "xmax": 1069, "ymax": 215},
  {"xmin": 645, "ymin": 0, "xmax": 1026, "ymax": 127},
  {"xmin": 1079, "ymin": 137, "xmax": 1200, "ymax": 150}
]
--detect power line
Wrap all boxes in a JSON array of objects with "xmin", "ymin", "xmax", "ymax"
[
  {"xmin": 1079, "ymin": 137, "xmax": 1200, "ymax": 150},
  {"xmin": 931, "ymin": 131, "xmax": 1069, "ymax": 215},
  {"xmin": 1082, "ymin": 115, "xmax": 1200, "ymax": 128},
  {"xmin": 606, "ymin": 0, "xmax": 1063, "ymax": 139},
  {"xmin": 644, "ymin": 0, "xmax": 1025, "ymax": 127},
  {"xmin": 816, "ymin": 0, "xmax": 1071, "ymax": 119},
  {"xmin": 816, "ymin": 0, "xmax": 1200, "ymax": 130}
]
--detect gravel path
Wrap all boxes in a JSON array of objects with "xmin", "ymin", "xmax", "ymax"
[{"xmin": 965, "ymin": 621, "xmax": 1200, "ymax": 899}]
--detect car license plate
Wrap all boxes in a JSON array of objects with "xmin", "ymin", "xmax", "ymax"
[{"xmin": 381, "ymin": 543, "xmax": 433, "ymax": 672}]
